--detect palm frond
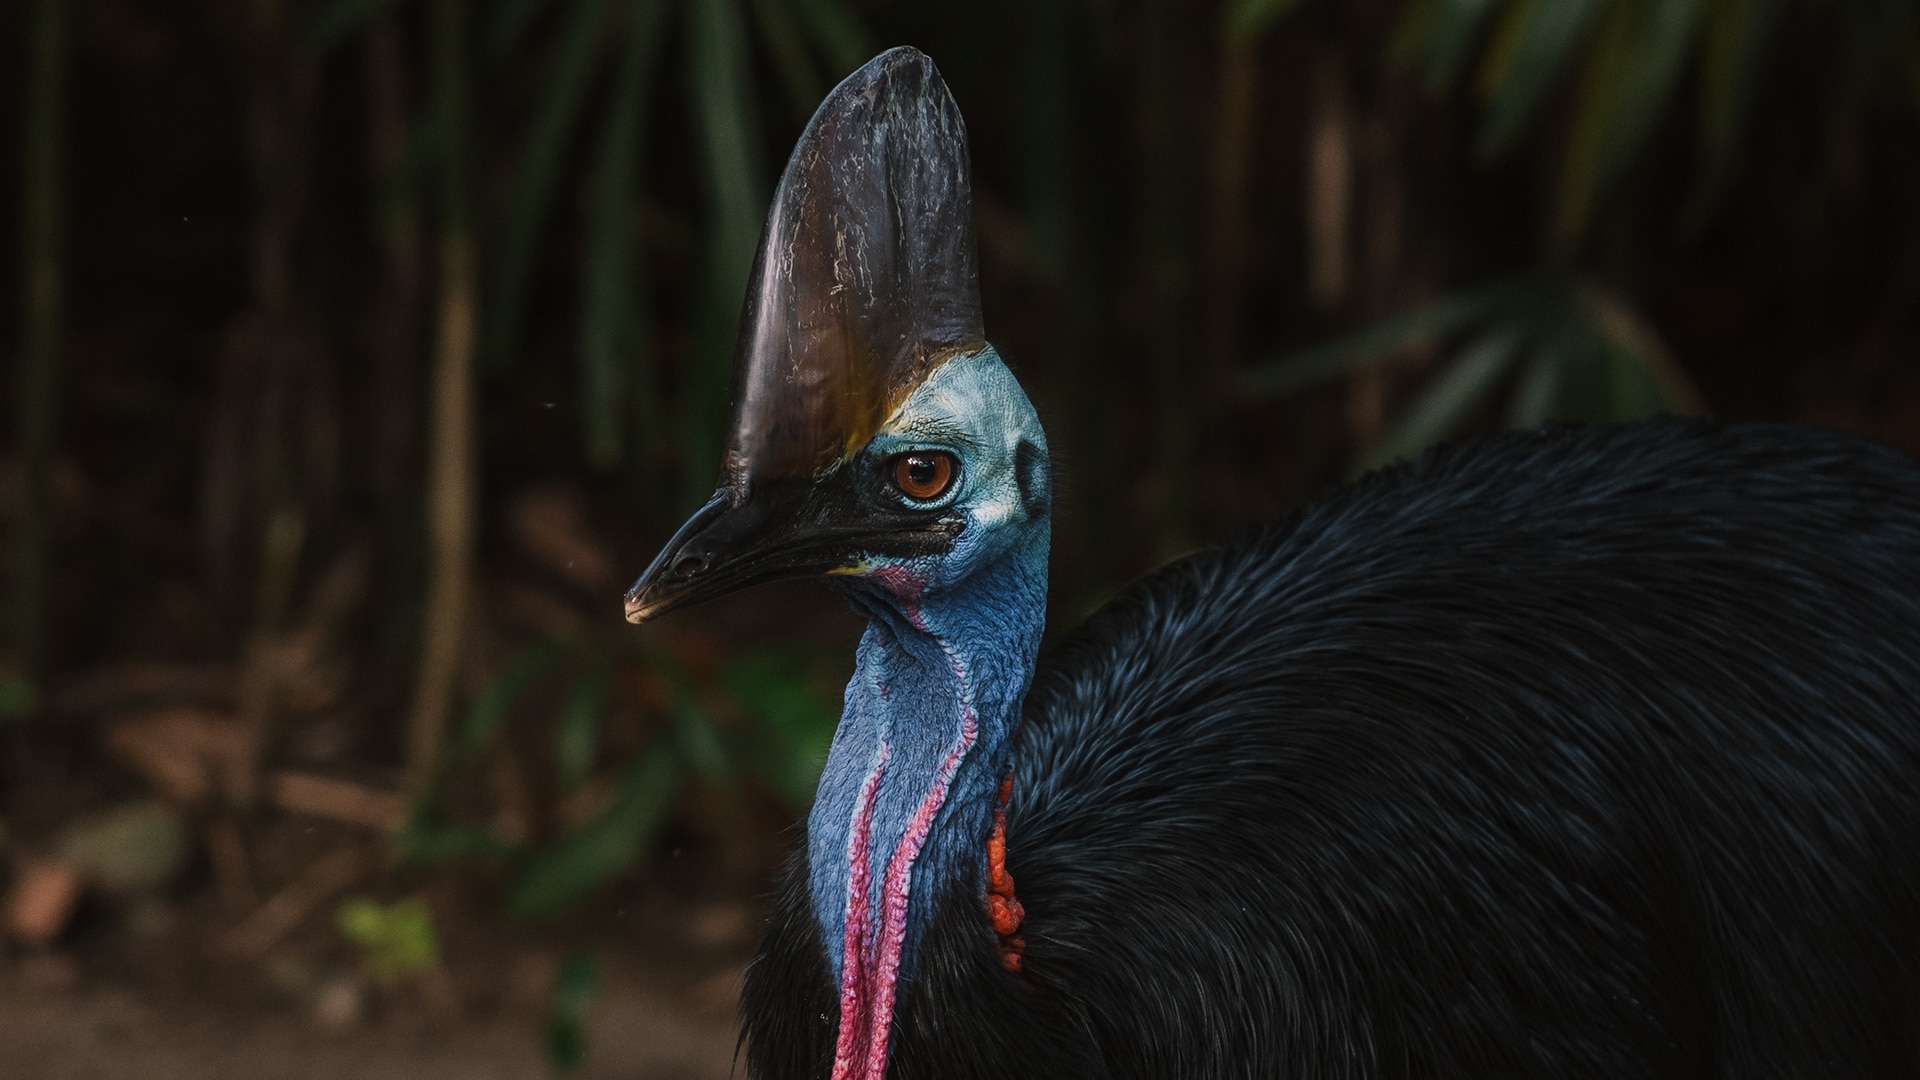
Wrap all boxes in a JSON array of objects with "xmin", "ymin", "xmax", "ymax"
[
  {"xmin": 1252, "ymin": 276, "xmax": 1702, "ymax": 475},
  {"xmin": 1555, "ymin": 0, "xmax": 1706, "ymax": 244},
  {"xmin": 1474, "ymin": 0, "xmax": 1605, "ymax": 159}
]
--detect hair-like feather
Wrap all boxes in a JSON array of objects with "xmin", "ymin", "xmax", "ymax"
[{"xmin": 743, "ymin": 418, "xmax": 1920, "ymax": 1078}]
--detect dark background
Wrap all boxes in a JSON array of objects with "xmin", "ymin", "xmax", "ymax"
[{"xmin": 0, "ymin": 0, "xmax": 1916, "ymax": 1075}]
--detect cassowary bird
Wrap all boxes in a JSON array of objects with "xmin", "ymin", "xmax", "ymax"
[{"xmin": 625, "ymin": 48, "xmax": 1920, "ymax": 1079}]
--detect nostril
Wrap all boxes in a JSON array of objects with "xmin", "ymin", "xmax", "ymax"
[{"xmin": 673, "ymin": 553, "xmax": 711, "ymax": 578}]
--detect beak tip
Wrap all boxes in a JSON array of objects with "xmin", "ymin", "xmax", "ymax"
[
  {"xmin": 622, "ymin": 590, "xmax": 657, "ymax": 625},
  {"xmin": 622, "ymin": 579, "xmax": 658, "ymax": 624}
]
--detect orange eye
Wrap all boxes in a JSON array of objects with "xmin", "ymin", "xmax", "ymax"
[{"xmin": 892, "ymin": 452, "xmax": 956, "ymax": 502}]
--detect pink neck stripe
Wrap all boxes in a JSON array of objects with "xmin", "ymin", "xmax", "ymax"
[{"xmin": 829, "ymin": 640, "xmax": 979, "ymax": 1080}]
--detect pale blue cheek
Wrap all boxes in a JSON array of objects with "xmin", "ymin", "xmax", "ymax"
[{"xmin": 804, "ymin": 345, "xmax": 1052, "ymax": 984}]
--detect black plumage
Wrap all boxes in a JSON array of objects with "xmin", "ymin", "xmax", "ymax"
[{"xmin": 742, "ymin": 418, "xmax": 1920, "ymax": 1078}]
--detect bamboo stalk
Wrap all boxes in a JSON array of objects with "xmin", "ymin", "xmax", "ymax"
[
  {"xmin": 1306, "ymin": 53, "xmax": 1353, "ymax": 311},
  {"xmin": 408, "ymin": 0, "xmax": 478, "ymax": 799},
  {"xmin": 13, "ymin": 0, "xmax": 68, "ymax": 678}
]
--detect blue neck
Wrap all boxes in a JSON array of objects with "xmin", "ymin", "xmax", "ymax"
[{"xmin": 807, "ymin": 524, "xmax": 1049, "ymax": 986}]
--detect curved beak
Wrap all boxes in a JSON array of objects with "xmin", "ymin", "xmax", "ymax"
[
  {"xmin": 624, "ymin": 474, "xmax": 965, "ymax": 624},
  {"xmin": 623, "ymin": 491, "xmax": 734, "ymax": 623},
  {"xmin": 624, "ymin": 485, "xmax": 810, "ymax": 624},
  {"xmin": 623, "ymin": 479, "xmax": 962, "ymax": 624}
]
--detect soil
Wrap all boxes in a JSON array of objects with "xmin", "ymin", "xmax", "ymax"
[
  {"xmin": 0, "ymin": 587, "xmax": 863, "ymax": 1080},
  {"xmin": 0, "ymin": 866, "xmax": 755, "ymax": 1080},
  {"xmin": 0, "ymin": 971, "xmax": 738, "ymax": 1080}
]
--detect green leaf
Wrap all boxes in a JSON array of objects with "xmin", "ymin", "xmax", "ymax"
[
  {"xmin": 1222, "ymin": 0, "xmax": 1303, "ymax": 41},
  {"xmin": 791, "ymin": 0, "xmax": 875, "ymax": 75},
  {"xmin": 1359, "ymin": 326, "xmax": 1523, "ymax": 471},
  {"xmin": 545, "ymin": 951, "xmax": 601, "ymax": 1072},
  {"xmin": 507, "ymin": 747, "xmax": 680, "ymax": 921},
  {"xmin": 1555, "ymin": 0, "xmax": 1706, "ymax": 245},
  {"xmin": 1549, "ymin": 320, "xmax": 1614, "ymax": 422},
  {"xmin": 1241, "ymin": 279, "xmax": 1528, "ymax": 398},
  {"xmin": 453, "ymin": 639, "xmax": 569, "ymax": 760},
  {"xmin": 725, "ymin": 651, "xmax": 839, "ymax": 807},
  {"xmin": 1599, "ymin": 344, "xmax": 1666, "ymax": 421},
  {"xmin": 488, "ymin": 0, "xmax": 613, "ymax": 371},
  {"xmin": 338, "ymin": 895, "xmax": 441, "ymax": 982},
  {"xmin": 1475, "ymin": 0, "xmax": 1605, "ymax": 159},
  {"xmin": 1580, "ymin": 283, "xmax": 1702, "ymax": 413},
  {"xmin": 1529, "ymin": 314, "xmax": 1605, "ymax": 421},
  {"xmin": 556, "ymin": 666, "xmax": 611, "ymax": 792},
  {"xmin": 1552, "ymin": 0, "xmax": 1631, "ymax": 245},
  {"xmin": 297, "ymin": 0, "xmax": 398, "ymax": 55},
  {"xmin": 1507, "ymin": 348, "xmax": 1565, "ymax": 429}
]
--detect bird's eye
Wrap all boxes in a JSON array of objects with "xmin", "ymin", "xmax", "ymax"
[{"xmin": 890, "ymin": 452, "xmax": 957, "ymax": 502}]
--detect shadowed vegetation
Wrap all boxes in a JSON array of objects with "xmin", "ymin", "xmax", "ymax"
[{"xmin": 0, "ymin": 0, "xmax": 1917, "ymax": 1069}]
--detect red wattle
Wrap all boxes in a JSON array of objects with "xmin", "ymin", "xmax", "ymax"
[{"xmin": 831, "ymin": 746, "xmax": 891, "ymax": 1079}]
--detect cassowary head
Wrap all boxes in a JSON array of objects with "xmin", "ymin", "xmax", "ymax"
[
  {"xmin": 625, "ymin": 47, "xmax": 1048, "ymax": 625},
  {"xmin": 627, "ymin": 52, "xmax": 1052, "ymax": 1077}
]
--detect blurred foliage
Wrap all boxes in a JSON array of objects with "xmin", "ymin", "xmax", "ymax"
[
  {"xmin": 1234, "ymin": 0, "xmax": 1919, "ymax": 470},
  {"xmin": 1246, "ymin": 275, "xmax": 1703, "ymax": 472},
  {"xmin": 401, "ymin": 633, "xmax": 839, "ymax": 922},
  {"xmin": 272, "ymin": 0, "xmax": 1919, "ymax": 540},
  {"xmin": 1382, "ymin": 0, "xmax": 1920, "ymax": 246},
  {"xmin": 9, "ymin": 0, "xmax": 1920, "ymax": 1003},
  {"xmin": 545, "ymin": 950, "xmax": 601, "ymax": 1073},
  {"xmin": 337, "ymin": 894, "xmax": 443, "ymax": 982},
  {"xmin": 305, "ymin": 0, "xmax": 873, "ymax": 497}
]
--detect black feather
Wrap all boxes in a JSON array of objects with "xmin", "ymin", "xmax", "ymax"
[{"xmin": 743, "ymin": 419, "xmax": 1920, "ymax": 1078}]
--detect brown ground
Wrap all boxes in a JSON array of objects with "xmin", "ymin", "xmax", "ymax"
[
  {"xmin": 0, "ymin": 970, "xmax": 737, "ymax": 1080},
  {"xmin": 0, "ymin": 775, "xmax": 775, "ymax": 1080},
  {"xmin": 0, "ymin": 875, "xmax": 753, "ymax": 1080},
  {"xmin": 0, "ymin": 589, "xmax": 858, "ymax": 1080}
]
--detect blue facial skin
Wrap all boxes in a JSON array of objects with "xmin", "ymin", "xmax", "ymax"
[{"xmin": 806, "ymin": 347, "xmax": 1052, "ymax": 988}]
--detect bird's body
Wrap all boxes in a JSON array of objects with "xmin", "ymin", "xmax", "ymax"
[
  {"xmin": 625, "ymin": 48, "xmax": 1920, "ymax": 1080},
  {"xmin": 742, "ymin": 419, "xmax": 1920, "ymax": 1078}
]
